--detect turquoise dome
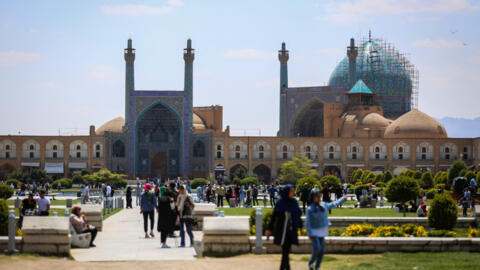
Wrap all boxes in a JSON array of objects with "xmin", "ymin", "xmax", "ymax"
[{"xmin": 328, "ymin": 38, "xmax": 416, "ymax": 118}]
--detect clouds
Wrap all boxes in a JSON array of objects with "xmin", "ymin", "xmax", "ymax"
[
  {"xmin": 412, "ymin": 39, "xmax": 465, "ymax": 49},
  {"xmin": 100, "ymin": 0, "xmax": 184, "ymax": 16},
  {"xmin": 323, "ymin": 0, "xmax": 480, "ymax": 23},
  {"xmin": 0, "ymin": 51, "xmax": 40, "ymax": 67},
  {"xmin": 224, "ymin": 49, "xmax": 275, "ymax": 60}
]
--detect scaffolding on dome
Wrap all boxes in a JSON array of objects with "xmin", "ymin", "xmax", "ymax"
[{"xmin": 329, "ymin": 34, "xmax": 419, "ymax": 118}]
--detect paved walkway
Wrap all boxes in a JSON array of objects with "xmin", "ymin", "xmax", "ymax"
[{"xmin": 71, "ymin": 205, "xmax": 197, "ymax": 261}]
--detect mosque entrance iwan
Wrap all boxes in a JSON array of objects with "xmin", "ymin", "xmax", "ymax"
[{"xmin": 151, "ymin": 152, "xmax": 167, "ymax": 178}]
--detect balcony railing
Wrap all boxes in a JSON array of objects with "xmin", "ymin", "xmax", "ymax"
[{"xmin": 69, "ymin": 156, "xmax": 87, "ymax": 160}]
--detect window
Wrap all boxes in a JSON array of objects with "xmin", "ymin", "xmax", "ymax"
[
  {"xmin": 398, "ymin": 147, "xmax": 403, "ymax": 153},
  {"xmin": 306, "ymin": 153, "xmax": 311, "ymax": 159},
  {"xmin": 306, "ymin": 146, "xmax": 311, "ymax": 152},
  {"xmin": 217, "ymin": 151, "xmax": 222, "ymax": 159},
  {"xmin": 53, "ymin": 145, "xmax": 57, "ymax": 151},
  {"xmin": 329, "ymin": 153, "xmax": 334, "ymax": 159},
  {"xmin": 96, "ymin": 152, "xmax": 100, "ymax": 158},
  {"xmin": 422, "ymin": 154, "xmax": 426, "ymax": 160},
  {"xmin": 445, "ymin": 147, "xmax": 450, "ymax": 153},
  {"xmin": 283, "ymin": 152, "xmax": 288, "ymax": 160},
  {"xmin": 446, "ymin": 154, "xmax": 450, "ymax": 160},
  {"xmin": 352, "ymin": 153, "xmax": 357, "ymax": 160},
  {"xmin": 352, "ymin": 146, "xmax": 357, "ymax": 152},
  {"xmin": 53, "ymin": 152, "xmax": 57, "ymax": 158},
  {"xmin": 463, "ymin": 154, "xmax": 468, "ymax": 160},
  {"xmin": 29, "ymin": 152, "xmax": 34, "ymax": 158},
  {"xmin": 463, "ymin": 147, "xmax": 467, "ymax": 152},
  {"xmin": 235, "ymin": 152, "xmax": 240, "ymax": 159},
  {"xmin": 235, "ymin": 145, "xmax": 241, "ymax": 152},
  {"xmin": 112, "ymin": 140, "xmax": 125, "ymax": 158},
  {"xmin": 29, "ymin": 145, "xmax": 34, "ymax": 150},
  {"xmin": 5, "ymin": 145, "xmax": 10, "ymax": 150},
  {"xmin": 282, "ymin": 145, "xmax": 288, "ymax": 152},
  {"xmin": 375, "ymin": 147, "xmax": 380, "ymax": 153},
  {"xmin": 76, "ymin": 152, "xmax": 81, "ymax": 158},
  {"xmin": 375, "ymin": 154, "xmax": 380, "ymax": 160},
  {"xmin": 259, "ymin": 145, "xmax": 264, "ymax": 152},
  {"xmin": 259, "ymin": 152, "xmax": 264, "ymax": 159},
  {"xmin": 217, "ymin": 145, "xmax": 222, "ymax": 151},
  {"xmin": 96, "ymin": 144, "xmax": 101, "ymax": 151},
  {"xmin": 329, "ymin": 146, "xmax": 334, "ymax": 152},
  {"xmin": 422, "ymin": 147, "xmax": 426, "ymax": 153},
  {"xmin": 399, "ymin": 154, "xmax": 403, "ymax": 160},
  {"xmin": 6, "ymin": 152, "xmax": 10, "ymax": 159}
]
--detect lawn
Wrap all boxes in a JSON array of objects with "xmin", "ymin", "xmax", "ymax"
[{"xmin": 7, "ymin": 199, "xmax": 81, "ymax": 206}]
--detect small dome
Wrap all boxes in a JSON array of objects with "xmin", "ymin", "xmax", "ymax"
[
  {"xmin": 96, "ymin": 117, "xmax": 125, "ymax": 135},
  {"xmin": 193, "ymin": 113, "xmax": 206, "ymax": 130},
  {"xmin": 359, "ymin": 113, "xmax": 390, "ymax": 128},
  {"xmin": 384, "ymin": 109, "xmax": 447, "ymax": 138}
]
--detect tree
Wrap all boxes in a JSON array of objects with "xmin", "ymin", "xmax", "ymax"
[
  {"xmin": 428, "ymin": 193, "xmax": 457, "ymax": 230},
  {"xmin": 319, "ymin": 175, "xmax": 341, "ymax": 191},
  {"xmin": 374, "ymin": 173, "xmax": 383, "ymax": 182},
  {"xmin": 279, "ymin": 154, "xmax": 319, "ymax": 184},
  {"xmin": 72, "ymin": 174, "xmax": 85, "ymax": 185},
  {"xmin": 420, "ymin": 171, "xmax": 434, "ymax": 188},
  {"xmin": 448, "ymin": 160, "xmax": 467, "ymax": 183},
  {"xmin": 383, "ymin": 170, "xmax": 393, "ymax": 182},
  {"xmin": 434, "ymin": 171, "xmax": 449, "ymax": 186},
  {"xmin": 295, "ymin": 176, "xmax": 320, "ymax": 194},
  {"xmin": 361, "ymin": 170, "xmax": 375, "ymax": 183},
  {"xmin": 385, "ymin": 176, "xmax": 420, "ymax": 217},
  {"xmin": 459, "ymin": 169, "xmax": 467, "ymax": 177},
  {"xmin": 231, "ymin": 166, "xmax": 247, "ymax": 180},
  {"xmin": 241, "ymin": 176, "xmax": 260, "ymax": 187},
  {"xmin": 413, "ymin": 170, "xmax": 422, "ymax": 180},
  {"xmin": 350, "ymin": 168, "xmax": 363, "ymax": 183}
]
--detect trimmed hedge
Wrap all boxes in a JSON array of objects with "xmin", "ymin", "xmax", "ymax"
[
  {"xmin": 191, "ymin": 178, "xmax": 208, "ymax": 189},
  {"xmin": 0, "ymin": 199, "xmax": 8, "ymax": 235},
  {"xmin": 428, "ymin": 193, "xmax": 457, "ymax": 230},
  {"xmin": 52, "ymin": 178, "xmax": 72, "ymax": 189},
  {"xmin": 240, "ymin": 176, "xmax": 259, "ymax": 187},
  {"xmin": 0, "ymin": 185, "xmax": 14, "ymax": 199},
  {"xmin": 6, "ymin": 179, "xmax": 21, "ymax": 188}
]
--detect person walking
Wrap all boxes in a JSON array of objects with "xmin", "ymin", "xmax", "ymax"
[
  {"xmin": 140, "ymin": 183, "xmax": 157, "ymax": 238},
  {"xmin": 177, "ymin": 185, "xmax": 195, "ymax": 248},
  {"xmin": 300, "ymin": 182, "xmax": 311, "ymax": 214},
  {"xmin": 321, "ymin": 183, "xmax": 332, "ymax": 214},
  {"xmin": 157, "ymin": 186, "xmax": 175, "ymax": 248},
  {"xmin": 135, "ymin": 183, "xmax": 142, "ymax": 206},
  {"xmin": 266, "ymin": 185, "xmax": 302, "ymax": 270},
  {"xmin": 216, "ymin": 184, "xmax": 225, "ymax": 208},
  {"xmin": 306, "ymin": 191, "xmax": 347, "ymax": 270},
  {"xmin": 240, "ymin": 185, "xmax": 246, "ymax": 207},
  {"xmin": 126, "ymin": 186, "xmax": 133, "ymax": 209},
  {"xmin": 252, "ymin": 184, "xmax": 259, "ymax": 206},
  {"xmin": 82, "ymin": 184, "xmax": 90, "ymax": 204},
  {"xmin": 268, "ymin": 184, "xmax": 278, "ymax": 207}
]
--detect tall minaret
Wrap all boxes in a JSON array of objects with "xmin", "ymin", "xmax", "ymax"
[
  {"xmin": 278, "ymin": 42, "xmax": 289, "ymax": 136},
  {"xmin": 183, "ymin": 38, "xmax": 195, "ymax": 132},
  {"xmin": 347, "ymin": 38, "xmax": 358, "ymax": 86},
  {"xmin": 124, "ymin": 38, "xmax": 135, "ymax": 129}
]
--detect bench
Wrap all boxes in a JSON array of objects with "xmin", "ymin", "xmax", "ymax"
[{"xmin": 69, "ymin": 224, "xmax": 91, "ymax": 248}]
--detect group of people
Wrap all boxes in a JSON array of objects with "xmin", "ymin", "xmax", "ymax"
[
  {"xmin": 460, "ymin": 178, "xmax": 478, "ymax": 217},
  {"xmin": 18, "ymin": 190, "xmax": 51, "ymax": 228},
  {"xmin": 138, "ymin": 182, "xmax": 195, "ymax": 248},
  {"xmin": 266, "ymin": 184, "xmax": 348, "ymax": 270},
  {"xmin": 196, "ymin": 183, "xmax": 267, "ymax": 208}
]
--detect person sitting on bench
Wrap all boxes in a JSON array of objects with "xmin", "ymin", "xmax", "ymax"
[{"xmin": 70, "ymin": 205, "xmax": 97, "ymax": 247}]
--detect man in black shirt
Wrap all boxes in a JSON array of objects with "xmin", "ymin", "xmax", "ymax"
[{"xmin": 19, "ymin": 193, "xmax": 37, "ymax": 228}]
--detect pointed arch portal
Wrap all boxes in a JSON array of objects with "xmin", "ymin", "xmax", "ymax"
[{"xmin": 292, "ymin": 101, "xmax": 324, "ymax": 137}]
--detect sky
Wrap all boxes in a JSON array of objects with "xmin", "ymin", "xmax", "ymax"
[{"xmin": 1, "ymin": 0, "xmax": 480, "ymax": 136}]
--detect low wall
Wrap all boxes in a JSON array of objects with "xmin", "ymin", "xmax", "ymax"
[
  {"xmin": 318, "ymin": 217, "xmax": 477, "ymax": 228},
  {"xmin": 22, "ymin": 216, "xmax": 71, "ymax": 255},
  {"xmin": 202, "ymin": 216, "xmax": 250, "ymax": 256},
  {"xmin": 193, "ymin": 203, "xmax": 216, "ymax": 231},
  {"xmin": 0, "ymin": 236, "xmax": 23, "ymax": 251},
  {"xmin": 252, "ymin": 236, "xmax": 480, "ymax": 253}
]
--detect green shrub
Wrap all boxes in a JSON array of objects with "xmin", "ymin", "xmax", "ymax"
[
  {"xmin": 464, "ymin": 171, "xmax": 476, "ymax": 181},
  {"xmin": 375, "ymin": 181, "xmax": 385, "ymax": 188},
  {"xmin": 448, "ymin": 160, "xmax": 467, "ymax": 183},
  {"xmin": 413, "ymin": 171, "xmax": 422, "ymax": 180},
  {"xmin": 241, "ymin": 176, "xmax": 259, "ymax": 187},
  {"xmin": 427, "ymin": 230, "xmax": 457, "ymax": 237},
  {"xmin": 385, "ymin": 176, "xmax": 420, "ymax": 216},
  {"xmin": 383, "ymin": 170, "xmax": 393, "ymax": 182},
  {"xmin": 328, "ymin": 228, "xmax": 342, "ymax": 236},
  {"xmin": 111, "ymin": 179, "xmax": 128, "ymax": 189},
  {"xmin": 72, "ymin": 174, "xmax": 85, "ymax": 185},
  {"xmin": 52, "ymin": 178, "xmax": 72, "ymax": 189},
  {"xmin": 351, "ymin": 168, "xmax": 363, "ymax": 183},
  {"xmin": 361, "ymin": 170, "xmax": 375, "ymax": 183},
  {"xmin": 0, "ymin": 185, "xmax": 14, "ymax": 199},
  {"xmin": 250, "ymin": 209, "xmax": 274, "ymax": 235},
  {"xmin": 421, "ymin": 171, "xmax": 434, "ymax": 188},
  {"xmin": 295, "ymin": 176, "xmax": 319, "ymax": 194},
  {"xmin": 6, "ymin": 179, "xmax": 20, "ymax": 188},
  {"xmin": 425, "ymin": 188, "xmax": 438, "ymax": 199},
  {"xmin": 319, "ymin": 175, "xmax": 341, "ymax": 190},
  {"xmin": 434, "ymin": 171, "xmax": 449, "ymax": 185},
  {"xmin": 191, "ymin": 178, "xmax": 208, "ymax": 189},
  {"xmin": 428, "ymin": 193, "xmax": 457, "ymax": 230},
  {"xmin": 0, "ymin": 199, "xmax": 9, "ymax": 236},
  {"xmin": 374, "ymin": 173, "xmax": 383, "ymax": 182}
]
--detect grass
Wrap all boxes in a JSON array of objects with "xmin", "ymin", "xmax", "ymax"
[
  {"xmin": 102, "ymin": 208, "xmax": 122, "ymax": 220},
  {"xmin": 7, "ymin": 199, "xmax": 81, "ymax": 206},
  {"xmin": 294, "ymin": 252, "xmax": 480, "ymax": 270}
]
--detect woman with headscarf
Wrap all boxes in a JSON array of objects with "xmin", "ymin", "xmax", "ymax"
[
  {"xmin": 176, "ymin": 185, "xmax": 195, "ymax": 247},
  {"xmin": 157, "ymin": 184, "xmax": 175, "ymax": 248},
  {"xmin": 126, "ymin": 186, "xmax": 133, "ymax": 209},
  {"xmin": 266, "ymin": 184, "xmax": 302, "ymax": 270},
  {"xmin": 140, "ymin": 183, "xmax": 157, "ymax": 238}
]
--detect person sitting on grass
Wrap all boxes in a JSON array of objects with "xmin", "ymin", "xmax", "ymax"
[{"xmin": 70, "ymin": 205, "xmax": 97, "ymax": 247}]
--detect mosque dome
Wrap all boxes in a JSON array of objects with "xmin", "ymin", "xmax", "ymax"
[
  {"xmin": 193, "ymin": 113, "xmax": 207, "ymax": 130},
  {"xmin": 384, "ymin": 109, "xmax": 447, "ymax": 138},
  {"xmin": 328, "ymin": 35, "xmax": 417, "ymax": 118},
  {"xmin": 96, "ymin": 117, "xmax": 125, "ymax": 135},
  {"xmin": 359, "ymin": 112, "xmax": 391, "ymax": 128}
]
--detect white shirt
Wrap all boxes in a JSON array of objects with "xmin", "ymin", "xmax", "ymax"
[
  {"xmin": 311, "ymin": 226, "xmax": 329, "ymax": 237},
  {"xmin": 106, "ymin": 186, "xmax": 112, "ymax": 196},
  {"xmin": 83, "ymin": 186, "xmax": 89, "ymax": 196},
  {"xmin": 36, "ymin": 197, "xmax": 51, "ymax": 212}
]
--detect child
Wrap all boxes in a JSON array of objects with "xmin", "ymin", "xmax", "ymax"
[{"xmin": 306, "ymin": 191, "xmax": 347, "ymax": 270}]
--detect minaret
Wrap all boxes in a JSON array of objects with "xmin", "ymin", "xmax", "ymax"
[
  {"xmin": 278, "ymin": 42, "xmax": 289, "ymax": 136},
  {"xmin": 124, "ymin": 38, "xmax": 135, "ymax": 129},
  {"xmin": 183, "ymin": 38, "xmax": 195, "ymax": 132},
  {"xmin": 347, "ymin": 38, "xmax": 358, "ymax": 87}
]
